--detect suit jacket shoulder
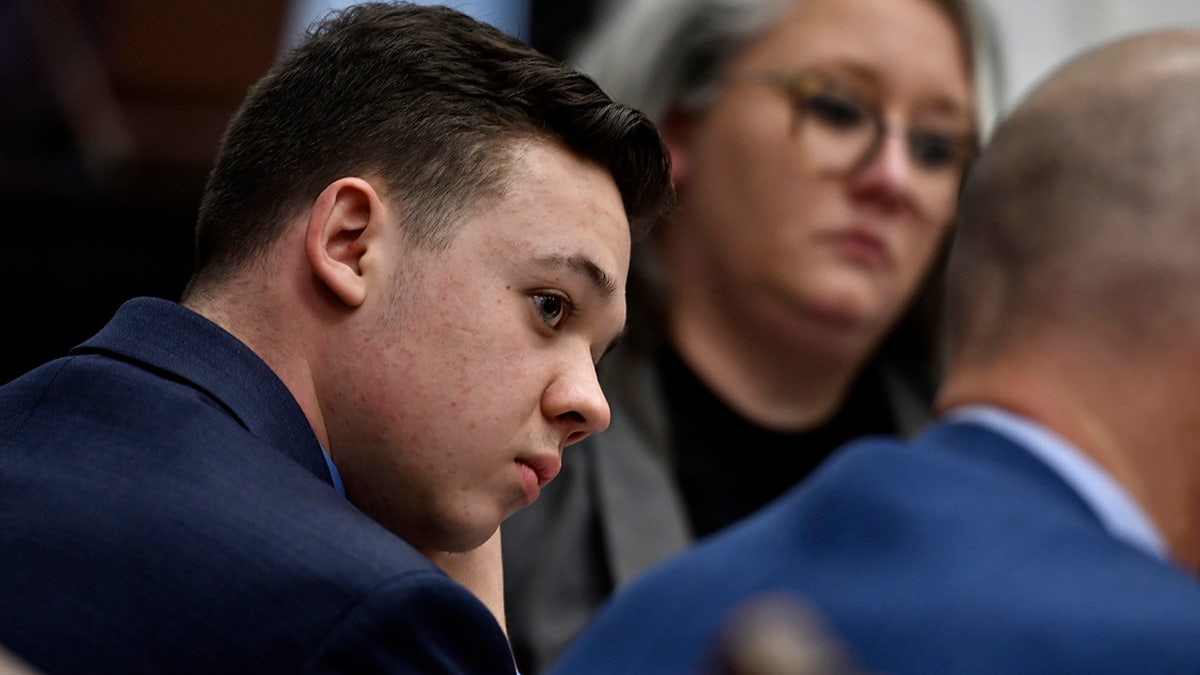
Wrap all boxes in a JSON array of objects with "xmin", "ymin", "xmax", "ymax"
[
  {"xmin": 0, "ymin": 298, "xmax": 515, "ymax": 674},
  {"xmin": 551, "ymin": 421, "xmax": 1200, "ymax": 674}
]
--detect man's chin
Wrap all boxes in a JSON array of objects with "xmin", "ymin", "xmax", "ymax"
[{"xmin": 419, "ymin": 519, "xmax": 501, "ymax": 555}]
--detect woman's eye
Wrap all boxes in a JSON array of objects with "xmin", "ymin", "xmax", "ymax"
[
  {"xmin": 803, "ymin": 92, "xmax": 869, "ymax": 131},
  {"xmin": 908, "ymin": 131, "xmax": 970, "ymax": 171},
  {"xmin": 533, "ymin": 293, "xmax": 570, "ymax": 328}
]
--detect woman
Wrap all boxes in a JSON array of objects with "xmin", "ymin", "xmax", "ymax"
[{"xmin": 503, "ymin": 0, "xmax": 1004, "ymax": 672}]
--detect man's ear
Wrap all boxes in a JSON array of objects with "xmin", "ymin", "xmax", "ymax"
[
  {"xmin": 304, "ymin": 177, "xmax": 387, "ymax": 308},
  {"xmin": 661, "ymin": 105, "xmax": 695, "ymax": 189}
]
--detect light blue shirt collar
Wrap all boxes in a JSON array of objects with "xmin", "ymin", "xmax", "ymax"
[
  {"xmin": 319, "ymin": 445, "xmax": 347, "ymax": 500},
  {"xmin": 946, "ymin": 404, "xmax": 1168, "ymax": 561}
]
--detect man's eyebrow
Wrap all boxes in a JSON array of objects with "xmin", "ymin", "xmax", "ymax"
[{"xmin": 535, "ymin": 254, "xmax": 618, "ymax": 298}]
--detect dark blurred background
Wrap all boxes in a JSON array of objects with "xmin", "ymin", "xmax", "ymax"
[
  {"xmin": 1, "ymin": 0, "xmax": 291, "ymax": 384},
  {"xmin": 0, "ymin": 0, "xmax": 599, "ymax": 385}
]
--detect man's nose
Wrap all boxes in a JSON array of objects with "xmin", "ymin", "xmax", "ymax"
[{"xmin": 541, "ymin": 359, "xmax": 612, "ymax": 448}]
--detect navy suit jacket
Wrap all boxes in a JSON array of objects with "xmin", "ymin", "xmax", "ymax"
[
  {"xmin": 0, "ymin": 298, "xmax": 517, "ymax": 674},
  {"xmin": 552, "ymin": 421, "xmax": 1200, "ymax": 674}
]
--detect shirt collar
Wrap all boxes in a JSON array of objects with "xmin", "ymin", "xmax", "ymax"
[
  {"xmin": 945, "ymin": 404, "xmax": 1168, "ymax": 560},
  {"xmin": 320, "ymin": 446, "xmax": 347, "ymax": 500}
]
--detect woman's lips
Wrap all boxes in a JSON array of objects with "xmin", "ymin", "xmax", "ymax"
[{"xmin": 829, "ymin": 229, "xmax": 889, "ymax": 267}]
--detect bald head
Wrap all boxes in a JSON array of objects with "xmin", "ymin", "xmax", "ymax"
[{"xmin": 946, "ymin": 30, "xmax": 1200, "ymax": 362}]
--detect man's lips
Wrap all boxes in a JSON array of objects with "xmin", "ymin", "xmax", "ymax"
[
  {"xmin": 516, "ymin": 453, "xmax": 562, "ymax": 487},
  {"xmin": 515, "ymin": 453, "xmax": 562, "ymax": 505}
]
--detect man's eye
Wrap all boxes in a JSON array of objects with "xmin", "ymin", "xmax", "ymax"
[{"xmin": 533, "ymin": 293, "xmax": 570, "ymax": 328}]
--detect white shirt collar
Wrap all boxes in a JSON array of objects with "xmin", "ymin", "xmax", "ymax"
[{"xmin": 945, "ymin": 404, "xmax": 1168, "ymax": 560}]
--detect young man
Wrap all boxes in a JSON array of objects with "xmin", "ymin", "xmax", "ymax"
[
  {"xmin": 551, "ymin": 28, "xmax": 1200, "ymax": 675},
  {"xmin": 0, "ymin": 3, "xmax": 672, "ymax": 673}
]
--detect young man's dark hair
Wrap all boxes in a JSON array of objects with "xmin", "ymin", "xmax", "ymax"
[{"xmin": 187, "ymin": 1, "xmax": 671, "ymax": 296}]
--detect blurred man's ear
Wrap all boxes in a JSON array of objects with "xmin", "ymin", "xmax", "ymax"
[{"xmin": 304, "ymin": 177, "xmax": 385, "ymax": 308}]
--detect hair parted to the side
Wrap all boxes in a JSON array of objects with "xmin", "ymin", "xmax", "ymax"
[{"xmin": 185, "ymin": 1, "xmax": 673, "ymax": 297}]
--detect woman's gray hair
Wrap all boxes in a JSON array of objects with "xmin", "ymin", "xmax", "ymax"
[
  {"xmin": 570, "ymin": 0, "xmax": 1006, "ymax": 140},
  {"xmin": 569, "ymin": 0, "xmax": 1009, "ymax": 384}
]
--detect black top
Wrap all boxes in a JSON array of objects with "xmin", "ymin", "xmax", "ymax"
[{"xmin": 657, "ymin": 345, "xmax": 896, "ymax": 538}]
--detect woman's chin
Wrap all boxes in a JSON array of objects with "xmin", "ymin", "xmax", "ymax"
[{"xmin": 795, "ymin": 278, "xmax": 890, "ymax": 329}]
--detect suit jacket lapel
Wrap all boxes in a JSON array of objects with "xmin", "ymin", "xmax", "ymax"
[{"xmin": 71, "ymin": 297, "xmax": 333, "ymax": 487}]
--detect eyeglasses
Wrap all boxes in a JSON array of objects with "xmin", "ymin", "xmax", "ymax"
[{"xmin": 731, "ymin": 70, "xmax": 977, "ymax": 208}]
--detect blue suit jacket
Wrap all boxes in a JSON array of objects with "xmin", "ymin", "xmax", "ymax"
[
  {"xmin": 552, "ymin": 422, "xmax": 1200, "ymax": 674},
  {"xmin": 0, "ymin": 298, "xmax": 516, "ymax": 674}
]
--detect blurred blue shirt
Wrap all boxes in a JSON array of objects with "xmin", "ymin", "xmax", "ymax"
[{"xmin": 947, "ymin": 404, "xmax": 1168, "ymax": 560}]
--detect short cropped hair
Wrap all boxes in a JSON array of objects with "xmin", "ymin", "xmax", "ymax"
[{"xmin": 188, "ymin": 1, "xmax": 673, "ymax": 292}]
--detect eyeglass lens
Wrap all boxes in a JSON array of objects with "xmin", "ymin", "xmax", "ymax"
[{"xmin": 783, "ymin": 76, "xmax": 973, "ymax": 210}]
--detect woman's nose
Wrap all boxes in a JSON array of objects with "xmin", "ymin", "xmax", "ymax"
[{"xmin": 847, "ymin": 131, "xmax": 914, "ymax": 205}]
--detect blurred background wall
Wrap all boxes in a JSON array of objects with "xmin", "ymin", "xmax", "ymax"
[
  {"xmin": 986, "ymin": 0, "xmax": 1200, "ymax": 107},
  {"xmin": 2, "ymin": 0, "xmax": 1199, "ymax": 384}
]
